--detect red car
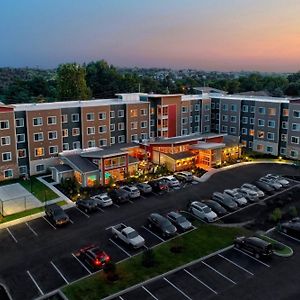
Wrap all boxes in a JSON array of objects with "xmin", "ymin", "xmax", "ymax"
[{"xmin": 76, "ymin": 245, "xmax": 110, "ymax": 269}]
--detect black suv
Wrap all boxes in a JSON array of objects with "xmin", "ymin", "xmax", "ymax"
[
  {"xmin": 148, "ymin": 179, "xmax": 168, "ymax": 193},
  {"xmin": 108, "ymin": 189, "xmax": 130, "ymax": 204},
  {"xmin": 147, "ymin": 213, "xmax": 177, "ymax": 237},
  {"xmin": 76, "ymin": 199, "xmax": 98, "ymax": 213},
  {"xmin": 45, "ymin": 204, "xmax": 70, "ymax": 226},
  {"xmin": 234, "ymin": 236, "xmax": 273, "ymax": 259}
]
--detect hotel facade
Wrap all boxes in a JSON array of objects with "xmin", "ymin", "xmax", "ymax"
[{"xmin": 0, "ymin": 91, "xmax": 299, "ymax": 185}]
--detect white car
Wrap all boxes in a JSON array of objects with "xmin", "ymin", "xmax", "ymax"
[
  {"xmin": 224, "ymin": 189, "xmax": 248, "ymax": 206},
  {"xmin": 259, "ymin": 177, "xmax": 282, "ymax": 190},
  {"xmin": 163, "ymin": 176, "xmax": 180, "ymax": 188},
  {"xmin": 236, "ymin": 188, "xmax": 259, "ymax": 202},
  {"xmin": 241, "ymin": 183, "xmax": 265, "ymax": 198},
  {"xmin": 188, "ymin": 201, "xmax": 217, "ymax": 222},
  {"xmin": 91, "ymin": 193, "xmax": 113, "ymax": 207},
  {"xmin": 120, "ymin": 185, "xmax": 140, "ymax": 199},
  {"xmin": 265, "ymin": 174, "xmax": 289, "ymax": 187},
  {"xmin": 174, "ymin": 171, "xmax": 193, "ymax": 182}
]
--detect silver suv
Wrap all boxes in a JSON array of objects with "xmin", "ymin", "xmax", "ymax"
[
  {"xmin": 120, "ymin": 185, "xmax": 140, "ymax": 199},
  {"xmin": 188, "ymin": 201, "xmax": 217, "ymax": 222},
  {"xmin": 224, "ymin": 189, "xmax": 247, "ymax": 206}
]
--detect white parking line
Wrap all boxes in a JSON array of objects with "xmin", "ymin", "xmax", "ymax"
[
  {"xmin": 233, "ymin": 248, "xmax": 270, "ymax": 267},
  {"xmin": 71, "ymin": 253, "xmax": 92, "ymax": 274},
  {"xmin": 97, "ymin": 207, "xmax": 104, "ymax": 213},
  {"xmin": 152, "ymin": 192, "xmax": 159, "ymax": 196},
  {"xmin": 69, "ymin": 218, "xmax": 74, "ymax": 224},
  {"xmin": 128, "ymin": 199, "xmax": 134, "ymax": 204},
  {"xmin": 163, "ymin": 277, "xmax": 192, "ymax": 300},
  {"xmin": 50, "ymin": 261, "xmax": 69, "ymax": 284},
  {"xmin": 6, "ymin": 228, "xmax": 18, "ymax": 243},
  {"xmin": 119, "ymin": 296, "xmax": 125, "ymax": 300},
  {"xmin": 278, "ymin": 231, "xmax": 300, "ymax": 243},
  {"xmin": 109, "ymin": 238, "xmax": 131, "ymax": 257},
  {"xmin": 26, "ymin": 270, "xmax": 44, "ymax": 295},
  {"xmin": 184, "ymin": 268, "xmax": 217, "ymax": 294},
  {"xmin": 42, "ymin": 216, "xmax": 57, "ymax": 230},
  {"xmin": 140, "ymin": 195, "xmax": 146, "ymax": 200},
  {"xmin": 25, "ymin": 222, "xmax": 38, "ymax": 236},
  {"xmin": 218, "ymin": 254, "xmax": 254, "ymax": 276},
  {"xmin": 142, "ymin": 285, "xmax": 158, "ymax": 299},
  {"xmin": 113, "ymin": 203, "xmax": 120, "ymax": 208},
  {"xmin": 142, "ymin": 226, "xmax": 165, "ymax": 242},
  {"xmin": 201, "ymin": 261, "xmax": 236, "ymax": 285},
  {"xmin": 75, "ymin": 207, "xmax": 90, "ymax": 218}
]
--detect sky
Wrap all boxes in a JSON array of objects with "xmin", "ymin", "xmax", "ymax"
[{"xmin": 0, "ymin": 0, "xmax": 300, "ymax": 72}]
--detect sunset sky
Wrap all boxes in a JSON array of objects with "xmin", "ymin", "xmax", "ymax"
[{"xmin": 1, "ymin": 0, "xmax": 300, "ymax": 71}]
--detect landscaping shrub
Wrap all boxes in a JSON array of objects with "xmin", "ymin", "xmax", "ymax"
[
  {"xmin": 141, "ymin": 248, "xmax": 156, "ymax": 268},
  {"xmin": 103, "ymin": 262, "xmax": 119, "ymax": 282},
  {"xmin": 269, "ymin": 207, "xmax": 282, "ymax": 223},
  {"xmin": 169, "ymin": 237, "xmax": 184, "ymax": 254},
  {"xmin": 288, "ymin": 206, "xmax": 298, "ymax": 218}
]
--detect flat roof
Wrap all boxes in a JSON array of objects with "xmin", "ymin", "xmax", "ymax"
[
  {"xmin": 209, "ymin": 93, "xmax": 290, "ymax": 103},
  {"xmin": 81, "ymin": 148, "xmax": 128, "ymax": 159},
  {"xmin": 190, "ymin": 142, "xmax": 225, "ymax": 150}
]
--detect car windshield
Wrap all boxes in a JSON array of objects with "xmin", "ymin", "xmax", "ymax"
[
  {"xmin": 176, "ymin": 216, "xmax": 187, "ymax": 223},
  {"xmin": 127, "ymin": 231, "xmax": 139, "ymax": 239},
  {"xmin": 161, "ymin": 220, "xmax": 172, "ymax": 228},
  {"xmin": 203, "ymin": 207, "xmax": 211, "ymax": 213},
  {"xmin": 102, "ymin": 196, "xmax": 110, "ymax": 201},
  {"xmin": 170, "ymin": 178, "xmax": 177, "ymax": 182}
]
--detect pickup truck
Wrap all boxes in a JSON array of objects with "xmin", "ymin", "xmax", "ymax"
[{"xmin": 111, "ymin": 224, "xmax": 145, "ymax": 249}]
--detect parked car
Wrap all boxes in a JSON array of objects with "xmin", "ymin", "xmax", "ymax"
[
  {"xmin": 259, "ymin": 177, "xmax": 282, "ymax": 190},
  {"xmin": 234, "ymin": 236, "xmax": 273, "ymax": 259},
  {"xmin": 45, "ymin": 204, "xmax": 70, "ymax": 226},
  {"xmin": 108, "ymin": 189, "xmax": 130, "ymax": 204},
  {"xmin": 253, "ymin": 180, "xmax": 275, "ymax": 195},
  {"xmin": 120, "ymin": 185, "xmax": 140, "ymax": 199},
  {"xmin": 148, "ymin": 179, "xmax": 169, "ymax": 193},
  {"xmin": 76, "ymin": 245, "xmax": 110, "ymax": 269},
  {"xmin": 224, "ymin": 189, "xmax": 248, "ymax": 206},
  {"xmin": 235, "ymin": 188, "xmax": 259, "ymax": 203},
  {"xmin": 277, "ymin": 218, "xmax": 300, "ymax": 238},
  {"xmin": 174, "ymin": 171, "xmax": 193, "ymax": 182},
  {"xmin": 136, "ymin": 182, "xmax": 152, "ymax": 194},
  {"xmin": 147, "ymin": 213, "xmax": 177, "ymax": 237},
  {"xmin": 188, "ymin": 201, "xmax": 218, "ymax": 222},
  {"xmin": 265, "ymin": 174, "xmax": 290, "ymax": 187},
  {"xmin": 166, "ymin": 211, "xmax": 193, "ymax": 231},
  {"xmin": 241, "ymin": 183, "xmax": 265, "ymax": 198},
  {"xmin": 111, "ymin": 224, "xmax": 145, "ymax": 248},
  {"xmin": 212, "ymin": 192, "xmax": 238, "ymax": 211},
  {"xmin": 163, "ymin": 175, "xmax": 180, "ymax": 188},
  {"xmin": 76, "ymin": 199, "xmax": 98, "ymax": 213},
  {"xmin": 202, "ymin": 200, "xmax": 228, "ymax": 216},
  {"xmin": 91, "ymin": 193, "xmax": 113, "ymax": 207}
]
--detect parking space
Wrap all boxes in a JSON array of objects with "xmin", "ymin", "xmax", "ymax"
[
  {"xmin": 120, "ymin": 286, "xmax": 157, "ymax": 300},
  {"xmin": 5, "ymin": 223, "xmax": 37, "ymax": 242},
  {"xmin": 0, "ymin": 229, "xmax": 18, "ymax": 249},
  {"xmin": 139, "ymin": 226, "xmax": 165, "ymax": 247},
  {"xmin": 66, "ymin": 207, "xmax": 90, "ymax": 222}
]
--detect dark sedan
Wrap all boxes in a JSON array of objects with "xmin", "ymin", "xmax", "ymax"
[
  {"xmin": 166, "ymin": 211, "xmax": 193, "ymax": 231},
  {"xmin": 202, "ymin": 200, "xmax": 228, "ymax": 216},
  {"xmin": 108, "ymin": 189, "xmax": 130, "ymax": 204},
  {"xmin": 254, "ymin": 180, "xmax": 275, "ymax": 195},
  {"xmin": 147, "ymin": 213, "xmax": 177, "ymax": 237},
  {"xmin": 277, "ymin": 218, "xmax": 300, "ymax": 239},
  {"xmin": 76, "ymin": 199, "xmax": 98, "ymax": 213}
]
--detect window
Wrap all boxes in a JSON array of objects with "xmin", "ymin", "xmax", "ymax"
[
  {"xmin": 140, "ymin": 108, "xmax": 147, "ymax": 116},
  {"xmin": 258, "ymin": 119, "xmax": 265, "ymax": 127},
  {"xmin": 211, "ymin": 103, "xmax": 215, "ymax": 109},
  {"xmin": 250, "ymin": 118, "xmax": 254, "ymax": 125},
  {"xmin": 4, "ymin": 169, "xmax": 13, "ymax": 178},
  {"xmin": 293, "ymin": 110, "xmax": 300, "ymax": 118},
  {"xmin": 131, "ymin": 134, "xmax": 138, "ymax": 142},
  {"xmin": 195, "ymin": 104, "xmax": 200, "ymax": 111},
  {"xmin": 258, "ymin": 107, "xmax": 266, "ymax": 114},
  {"xmin": 131, "ymin": 122, "xmax": 138, "ymax": 130},
  {"xmin": 194, "ymin": 125, "xmax": 200, "ymax": 132},
  {"xmin": 231, "ymin": 104, "xmax": 237, "ymax": 112},
  {"xmin": 118, "ymin": 135, "xmax": 125, "ymax": 143},
  {"xmin": 86, "ymin": 113, "xmax": 94, "ymax": 121},
  {"xmin": 257, "ymin": 131, "xmax": 264, "ymax": 139},
  {"xmin": 267, "ymin": 132, "xmax": 275, "ymax": 141},
  {"xmin": 87, "ymin": 127, "xmax": 95, "ymax": 135},
  {"xmin": 266, "ymin": 146, "xmax": 273, "ymax": 153},
  {"xmin": 47, "ymin": 116, "xmax": 57, "ymax": 125},
  {"xmin": 190, "ymin": 116, "xmax": 193, "ymax": 123},
  {"xmin": 110, "ymin": 111, "xmax": 115, "ymax": 118},
  {"xmin": 257, "ymin": 144, "xmax": 264, "ymax": 151},
  {"xmin": 268, "ymin": 108, "xmax": 276, "ymax": 116},
  {"xmin": 150, "ymin": 119, "xmax": 155, "ymax": 126},
  {"xmin": 292, "ymin": 123, "xmax": 300, "ymax": 131},
  {"xmin": 18, "ymin": 149, "xmax": 26, "ymax": 158},
  {"xmin": 63, "ymin": 143, "xmax": 69, "ymax": 151},
  {"xmin": 61, "ymin": 114, "xmax": 68, "ymax": 123},
  {"xmin": 241, "ymin": 128, "xmax": 248, "ymax": 135},
  {"xmin": 230, "ymin": 127, "xmax": 236, "ymax": 134},
  {"xmin": 110, "ymin": 137, "xmax": 115, "ymax": 144},
  {"xmin": 242, "ymin": 105, "xmax": 248, "ymax": 112},
  {"xmin": 118, "ymin": 110, "xmax": 124, "ymax": 117},
  {"xmin": 204, "ymin": 104, "xmax": 210, "ymax": 111},
  {"xmin": 87, "ymin": 140, "xmax": 96, "ymax": 148},
  {"xmin": 141, "ymin": 121, "xmax": 147, "ymax": 128},
  {"xmin": 195, "ymin": 115, "xmax": 200, "ymax": 122},
  {"xmin": 181, "ymin": 118, "xmax": 188, "ymax": 125},
  {"xmin": 290, "ymin": 150, "xmax": 299, "ymax": 158},
  {"xmin": 182, "ymin": 106, "xmax": 188, "ymax": 113},
  {"xmin": 190, "ymin": 104, "xmax": 193, "ymax": 112},
  {"xmin": 62, "ymin": 129, "xmax": 68, "ymax": 138},
  {"xmin": 130, "ymin": 109, "xmax": 138, "ymax": 117},
  {"xmin": 221, "ymin": 125, "xmax": 228, "ymax": 132},
  {"xmin": 36, "ymin": 165, "xmax": 45, "ymax": 173},
  {"xmin": 72, "ymin": 114, "xmax": 79, "ymax": 122},
  {"xmin": 282, "ymin": 109, "xmax": 289, "ymax": 116},
  {"xmin": 33, "ymin": 117, "xmax": 42, "ymax": 126},
  {"xmin": 242, "ymin": 117, "xmax": 248, "ymax": 124},
  {"xmin": 222, "ymin": 104, "xmax": 228, "ymax": 111},
  {"xmin": 110, "ymin": 124, "xmax": 115, "ymax": 131},
  {"xmin": 98, "ymin": 125, "xmax": 107, "ymax": 133},
  {"xmin": 141, "ymin": 133, "xmax": 148, "ymax": 140},
  {"xmin": 16, "ymin": 118, "xmax": 24, "ymax": 127},
  {"xmin": 216, "ymin": 103, "xmax": 220, "ymax": 109},
  {"xmin": 1, "ymin": 136, "xmax": 10, "ymax": 146},
  {"xmin": 211, "ymin": 113, "xmax": 215, "ymax": 120},
  {"xmin": 19, "ymin": 166, "xmax": 27, "ymax": 175},
  {"xmin": 34, "ymin": 147, "xmax": 44, "ymax": 157},
  {"xmin": 222, "ymin": 115, "xmax": 228, "ymax": 122},
  {"xmin": 49, "ymin": 146, "xmax": 58, "ymax": 154},
  {"xmin": 181, "ymin": 129, "xmax": 188, "ymax": 135},
  {"xmin": 2, "ymin": 152, "xmax": 11, "ymax": 162},
  {"xmin": 72, "ymin": 128, "xmax": 80, "ymax": 136},
  {"xmin": 34, "ymin": 132, "xmax": 44, "ymax": 141},
  {"xmin": 48, "ymin": 131, "xmax": 57, "ymax": 140},
  {"xmin": 17, "ymin": 134, "xmax": 25, "ymax": 143},
  {"xmin": 249, "ymin": 129, "xmax": 255, "ymax": 136},
  {"xmin": 204, "ymin": 115, "xmax": 210, "ymax": 122},
  {"xmin": 280, "ymin": 148, "xmax": 286, "ymax": 155},
  {"xmin": 118, "ymin": 122, "xmax": 125, "ymax": 130},
  {"xmin": 99, "ymin": 112, "xmax": 106, "ymax": 120},
  {"xmin": 268, "ymin": 120, "xmax": 276, "ymax": 128},
  {"xmin": 281, "ymin": 134, "xmax": 287, "ymax": 142},
  {"xmin": 249, "ymin": 141, "xmax": 253, "ymax": 148},
  {"xmin": 73, "ymin": 141, "xmax": 81, "ymax": 149},
  {"xmin": 204, "ymin": 125, "xmax": 210, "ymax": 133},
  {"xmin": 99, "ymin": 139, "xmax": 107, "ymax": 146},
  {"xmin": 291, "ymin": 136, "xmax": 300, "ymax": 144},
  {"xmin": 230, "ymin": 116, "xmax": 237, "ymax": 123},
  {"xmin": 282, "ymin": 121, "xmax": 288, "ymax": 129}
]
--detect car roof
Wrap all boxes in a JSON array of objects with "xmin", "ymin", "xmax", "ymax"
[
  {"xmin": 150, "ymin": 213, "xmax": 166, "ymax": 221},
  {"xmin": 167, "ymin": 211, "xmax": 181, "ymax": 218},
  {"xmin": 164, "ymin": 175, "xmax": 175, "ymax": 180},
  {"xmin": 247, "ymin": 237, "xmax": 271, "ymax": 247},
  {"xmin": 191, "ymin": 201, "xmax": 206, "ymax": 208}
]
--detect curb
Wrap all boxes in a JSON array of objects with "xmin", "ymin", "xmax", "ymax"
[
  {"xmin": 0, "ymin": 283, "xmax": 13, "ymax": 300},
  {"xmin": 260, "ymin": 234, "xmax": 294, "ymax": 257}
]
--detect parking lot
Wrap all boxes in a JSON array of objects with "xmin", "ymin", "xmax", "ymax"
[{"xmin": 0, "ymin": 163, "xmax": 299, "ymax": 300}]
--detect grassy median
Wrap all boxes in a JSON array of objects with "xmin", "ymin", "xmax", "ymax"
[{"xmin": 63, "ymin": 224, "xmax": 250, "ymax": 300}]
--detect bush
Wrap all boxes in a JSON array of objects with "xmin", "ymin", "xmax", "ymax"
[
  {"xmin": 103, "ymin": 262, "xmax": 119, "ymax": 282},
  {"xmin": 170, "ymin": 237, "xmax": 184, "ymax": 254},
  {"xmin": 141, "ymin": 248, "xmax": 156, "ymax": 268},
  {"xmin": 269, "ymin": 208, "xmax": 282, "ymax": 223},
  {"xmin": 288, "ymin": 206, "xmax": 298, "ymax": 218}
]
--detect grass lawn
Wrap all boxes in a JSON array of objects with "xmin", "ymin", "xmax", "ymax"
[
  {"xmin": 259, "ymin": 234, "xmax": 293, "ymax": 257},
  {"xmin": 0, "ymin": 200, "xmax": 67, "ymax": 224},
  {"xmin": 20, "ymin": 177, "xmax": 58, "ymax": 202},
  {"xmin": 63, "ymin": 225, "xmax": 250, "ymax": 300}
]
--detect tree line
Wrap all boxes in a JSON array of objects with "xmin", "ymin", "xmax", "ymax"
[{"xmin": 1, "ymin": 60, "xmax": 300, "ymax": 104}]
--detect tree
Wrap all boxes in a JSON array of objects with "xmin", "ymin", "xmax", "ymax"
[{"xmin": 57, "ymin": 63, "xmax": 90, "ymax": 100}]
